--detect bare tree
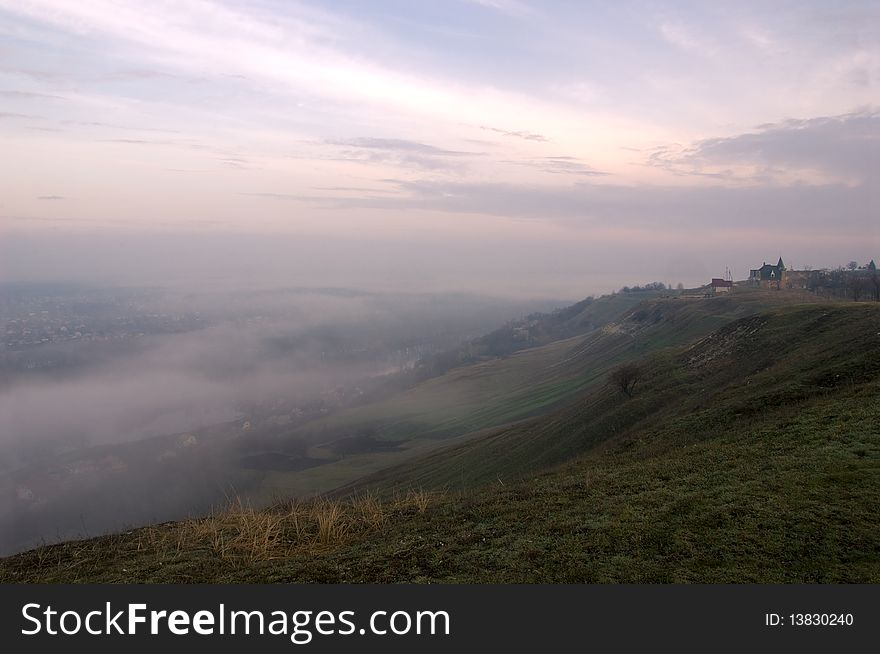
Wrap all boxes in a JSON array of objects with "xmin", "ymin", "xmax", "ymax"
[
  {"xmin": 848, "ymin": 275, "xmax": 867, "ymax": 302},
  {"xmin": 847, "ymin": 261, "xmax": 859, "ymax": 271},
  {"xmin": 609, "ymin": 362, "xmax": 643, "ymax": 398}
]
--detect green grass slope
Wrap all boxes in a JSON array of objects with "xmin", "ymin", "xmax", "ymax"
[
  {"xmin": 342, "ymin": 299, "xmax": 875, "ymax": 493},
  {"xmin": 413, "ymin": 290, "xmax": 662, "ymax": 377},
  {"xmin": 251, "ymin": 288, "xmax": 831, "ymax": 498},
  {"xmin": 3, "ymin": 301, "xmax": 876, "ymax": 583}
]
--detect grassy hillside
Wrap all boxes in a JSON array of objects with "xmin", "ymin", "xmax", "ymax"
[
  {"xmin": 248, "ymin": 287, "xmax": 834, "ymax": 498},
  {"xmin": 411, "ymin": 290, "xmax": 662, "ymax": 378},
  {"xmin": 341, "ymin": 299, "xmax": 876, "ymax": 493},
  {"xmin": 3, "ymin": 300, "xmax": 877, "ymax": 583}
]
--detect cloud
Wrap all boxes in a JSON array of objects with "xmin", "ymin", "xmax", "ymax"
[
  {"xmin": 0, "ymin": 65, "xmax": 69, "ymax": 81},
  {"xmin": 648, "ymin": 109, "xmax": 880, "ymax": 183},
  {"xmin": 1, "ymin": 0, "xmax": 875, "ymax": 244},
  {"xmin": 0, "ymin": 90, "xmax": 64, "ymax": 99},
  {"xmin": 63, "ymin": 120, "xmax": 181, "ymax": 134},
  {"xmin": 739, "ymin": 26, "xmax": 782, "ymax": 55},
  {"xmin": 0, "ymin": 112, "xmax": 40, "ymax": 119},
  {"xmin": 320, "ymin": 176, "xmax": 875, "ymax": 237},
  {"xmin": 326, "ymin": 137, "xmax": 476, "ymax": 157},
  {"xmin": 480, "ymin": 125, "xmax": 549, "ymax": 142},
  {"xmin": 458, "ymin": 0, "xmax": 532, "ymax": 16},
  {"xmin": 99, "ymin": 137, "xmax": 176, "ymax": 145},
  {"xmin": 658, "ymin": 21, "xmax": 719, "ymax": 56},
  {"xmin": 217, "ymin": 156, "xmax": 250, "ymax": 169},
  {"xmin": 510, "ymin": 156, "xmax": 609, "ymax": 177},
  {"xmin": 311, "ymin": 186, "xmax": 396, "ymax": 194},
  {"xmin": 36, "ymin": 195, "xmax": 66, "ymax": 200},
  {"xmin": 322, "ymin": 136, "xmax": 482, "ymax": 172},
  {"xmin": 0, "ymin": 0, "xmax": 566, "ymax": 143},
  {"xmin": 239, "ymin": 192, "xmax": 302, "ymax": 201},
  {"xmin": 100, "ymin": 68, "xmax": 183, "ymax": 81}
]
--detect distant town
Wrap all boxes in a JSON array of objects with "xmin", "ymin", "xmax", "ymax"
[{"xmin": 0, "ymin": 285, "xmax": 206, "ymax": 351}]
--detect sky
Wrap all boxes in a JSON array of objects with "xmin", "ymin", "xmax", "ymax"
[{"xmin": 0, "ymin": 0, "xmax": 877, "ymax": 296}]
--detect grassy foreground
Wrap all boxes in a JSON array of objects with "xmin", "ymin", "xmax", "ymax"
[{"xmin": 2, "ymin": 302, "xmax": 878, "ymax": 582}]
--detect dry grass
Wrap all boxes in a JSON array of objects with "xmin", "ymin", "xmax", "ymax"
[
  {"xmin": 0, "ymin": 488, "xmax": 448, "ymax": 582},
  {"xmin": 313, "ymin": 500, "xmax": 348, "ymax": 545},
  {"xmin": 404, "ymin": 488, "xmax": 433, "ymax": 513},
  {"xmin": 350, "ymin": 491, "xmax": 388, "ymax": 529},
  {"xmin": 122, "ymin": 489, "xmax": 444, "ymax": 568}
]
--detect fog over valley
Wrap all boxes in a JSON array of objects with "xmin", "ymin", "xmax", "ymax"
[{"xmin": 0, "ymin": 281, "xmax": 559, "ymax": 553}]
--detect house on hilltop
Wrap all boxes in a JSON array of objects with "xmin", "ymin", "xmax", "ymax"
[
  {"xmin": 748, "ymin": 256, "xmax": 878, "ymax": 293},
  {"xmin": 710, "ymin": 278, "xmax": 733, "ymax": 294},
  {"xmin": 750, "ymin": 257, "xmax": 786, "ymax": 285}
]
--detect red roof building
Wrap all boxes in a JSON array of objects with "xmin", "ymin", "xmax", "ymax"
[{"xmin": 710, "ymin": 278, "xmax": 733, "ymax": 293}]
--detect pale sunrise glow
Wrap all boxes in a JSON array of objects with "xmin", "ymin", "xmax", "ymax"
[{"xmin": 0, "ymin": 0, "xmax": 877, "ymax": 294}]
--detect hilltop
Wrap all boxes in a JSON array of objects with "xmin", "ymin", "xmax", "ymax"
[{"xmin": 2, "ymin": 294, "xmax": 877, "ymax": 583}]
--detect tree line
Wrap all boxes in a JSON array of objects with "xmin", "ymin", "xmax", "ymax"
[{"xmin": 803, "ymin": 262, "xmax": 879, "ymax": 302}]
